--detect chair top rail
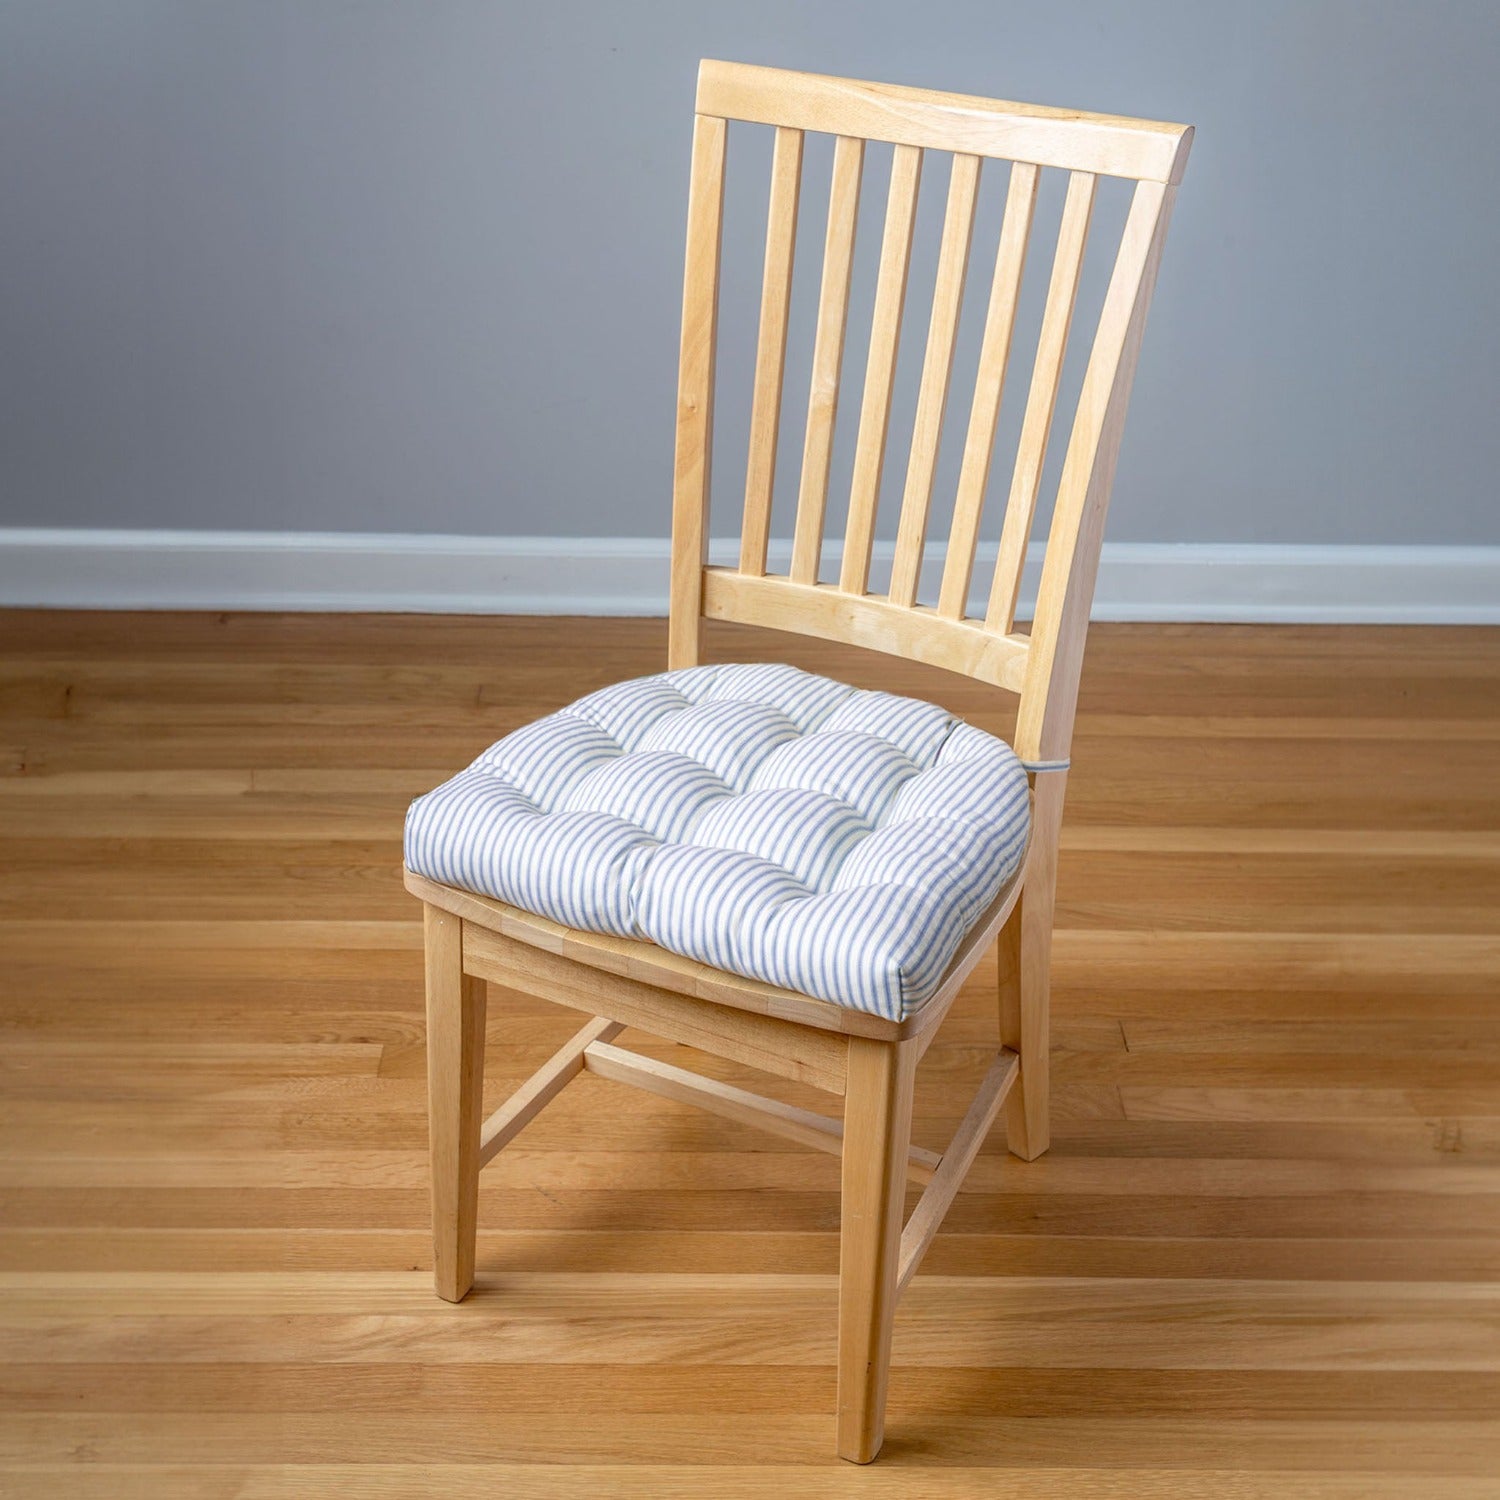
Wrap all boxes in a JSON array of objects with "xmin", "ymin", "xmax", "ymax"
[{"xmin": 697, "ymin": 59, "xmax": 1193, "ymax": 183}]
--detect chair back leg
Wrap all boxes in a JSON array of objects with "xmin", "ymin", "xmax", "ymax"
[
  {"xmin": 996, "ymin": 893, "xmax": 1051, "ymax": 1161},
  {"xmin": 424, "ymin": 906, "xmax": 487, "ymax": 1301},
  {"xmin": 999, "ymin": 775, "xmax": 1063, "ymax": 1161},
  {"xmin": 836, "ymin": 1034, "xmax": 919, "ymax": 1463}
]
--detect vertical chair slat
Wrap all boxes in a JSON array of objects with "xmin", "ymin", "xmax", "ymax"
[
  {"xmin": 668, "ymin": 114, "xmax": 728, "ymax": 670},
  {"xmin": 839, "ymin": 143, "xmax": 923, "ymax": 596},
  {"xmin": 984, "ymin": 169, "xmax": 1097, "ymax": 633},
  {"xmin": 740, "ymin": 127, "xmax": 805, "ymax": 576},
  {"xmin": 937, "ymin": 161, "xmax": 1040, "ymax": 619},
  {"xmin": 790, "ymin": 135, "xmax": 865, "ymax": 585},
  {"xmin": 887, "ymin": 152, "xmax": 983, "ymax": 608}
]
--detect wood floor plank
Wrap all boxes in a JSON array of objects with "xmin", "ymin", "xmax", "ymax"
[
  {"xmin": 5, "ymin": 1465, "xmax": 1499, "ymax": 1500},
  {"xmin": 5, "ymin": 1361, "xmax": 1499, "ymax": 1418},
  {"xmin": 2, "ymin": 1412, "xmax": 1498, "ymax": 1470}
]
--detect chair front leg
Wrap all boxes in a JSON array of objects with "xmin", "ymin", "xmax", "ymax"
[
  {"xmin": 836, "ymin": 1034, "xmax": 917, "ymax": 1463},
  {"xmin": 423, "ymin": 904, "xmax": 487, "ymax": 1302}
]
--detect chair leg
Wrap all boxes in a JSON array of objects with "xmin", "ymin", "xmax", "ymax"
[
  {"xmin": 424, "ymin": 904, "xmax": 487, "ymax": 1302},
  {"xmin": 1008, "ymin": 882, "xmax": 1056, "ymax": 1164},
  {"xmin": 836, "ymin": 1035, "xmax": 917, "ymax": 1464}
]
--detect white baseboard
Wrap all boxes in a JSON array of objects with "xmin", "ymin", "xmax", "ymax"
[{"xmin": 0, "ymin": 528, "xmax": 1496, "ymax": 623}]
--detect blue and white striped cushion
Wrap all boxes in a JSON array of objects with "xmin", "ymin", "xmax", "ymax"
[{"xmin": 404, "ymin": 664, "xmax": 1031, "ymax": 1020}]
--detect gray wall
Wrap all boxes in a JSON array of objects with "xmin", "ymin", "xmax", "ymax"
[{"xmin": 2, "ymin": 0, "xmax": 1497, "ymax": 546}]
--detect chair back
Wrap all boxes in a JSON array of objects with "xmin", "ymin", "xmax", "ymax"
[{"xmin": 669, "ymin": 61, "xmax": 1192, "ymax": 763}]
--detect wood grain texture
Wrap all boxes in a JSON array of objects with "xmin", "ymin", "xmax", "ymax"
[
  {"xmin": 667, "ymin": 113, "xmax": 727, "ymax": 671},
  {"xmin": 1014, "ymin": 178, "xmax": 1176, "ymax": 765},
  {"xmin": 422, "ymin": 904, "xmax": 485, "ymax": 1301},
  {"xmin": 899, "ymin": 1047, "xmax": 1018, "ymax": 1291},
  {"xmin": 581, "ymin": 1039, "xmax": 942, "ymax": 1184},
  {"xmin": 739, "ymin": 126, "xmax": 804, "ymax": 577},
  {"xmin": 703, "ymin": 569, "xmax": 1031, "ymax": 691},
  {"xmin": 461, "ymin": 918, "xmax": 850, "ymax": 1094},
  {"xmin": 690, "ymin": 67, "xmax": 1189, "ymax": 809},
  {"xmin": 938, "ymin": 160, "xmax": 1039, "ymax": 620},
  {"xmin": 790, "ymin": 134, "xmax": 864, "ymax": 587},
  {"xmin": 1001, "ymin": 773, "xmax": 1064, "ymax": 1160},
  {"xmin": 696, "ymin": 59, "xmax": 1194, "ymax": 183},
  {"xmin": 841, "ymin": 142, "xmax": 923, "ymax": 597},
  {"xmin": 986, "ymin": 170, "xmax": 1097, "ymax": 634},
  {"xmin": 477, "ymin": 1014, "xmax": 623, "ymax": 1167},
  {"xmin": 837, "ymin": 1035, "xmax": 918, "ymax": 1461},
  {"xmin": 887, "ymin": 151, "xmax": 981, "ymax": 609},
  {"xmin": 0, "ymin": 610, "xmax": 1497, "ymax": 1493}
]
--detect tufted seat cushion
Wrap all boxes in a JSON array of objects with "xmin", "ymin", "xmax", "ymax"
[{"xmin": 404, "ymin": 664, "xmax": 1032, "ymax": 1021}]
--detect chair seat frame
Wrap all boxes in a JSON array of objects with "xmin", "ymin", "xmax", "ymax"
[{"xmin": 411, "ymin": 59, "xmax": 1190, "ymax": 1463}]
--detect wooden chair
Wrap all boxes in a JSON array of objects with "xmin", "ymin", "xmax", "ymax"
[{"xmin": 406, "ymin": 60, "xmax": 1192, "ymax": 1463}]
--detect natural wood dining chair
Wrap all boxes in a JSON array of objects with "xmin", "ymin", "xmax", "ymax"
[{"xmin": 405, "ymin": 60, "xmax": 1192, "ymax": 1463}]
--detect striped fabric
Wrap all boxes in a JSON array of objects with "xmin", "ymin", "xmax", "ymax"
[{"xmin": 404, "ymin": 664, "xmax": 1032, "ymax": 1021}]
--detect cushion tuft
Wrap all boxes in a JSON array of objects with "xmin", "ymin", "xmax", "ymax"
[{"xmin": 404, "ymin": 664, "xmax": 1032, "ymax": 1020}]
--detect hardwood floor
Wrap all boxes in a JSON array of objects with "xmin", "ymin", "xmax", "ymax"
[{"xmin": 1, "ymin": 610, "xmax": 1497, "ymax": 1497}]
